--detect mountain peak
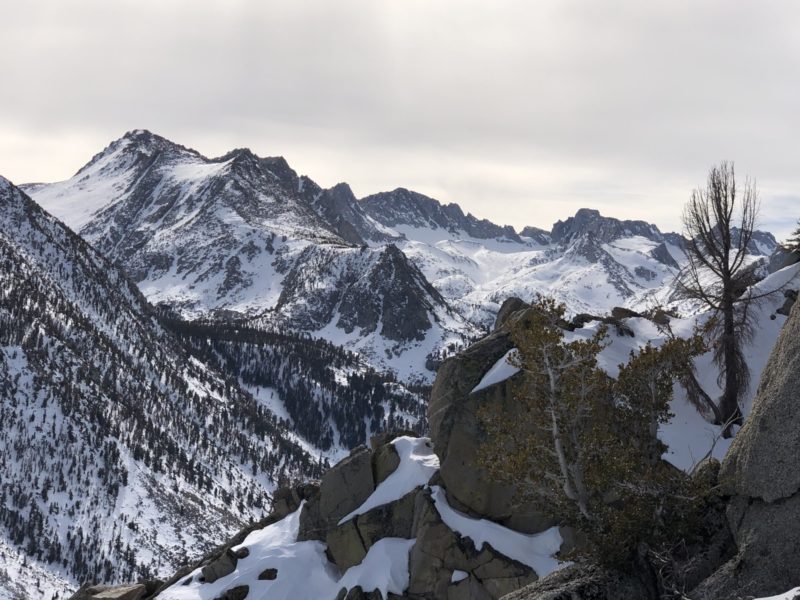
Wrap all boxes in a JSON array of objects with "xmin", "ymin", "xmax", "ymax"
[
  {"xmin": 574, "ymin": 208, "xmax": 602, "ymax": 219},
  {"xmin": 74, "ymin": 129, "xmax": 198, "ymax": 178},
  {"xmin": 361, "ymin": 188, "xmax": 520, "ymax": 241},
  {"xmin": 330, "ymin": 182, "xmax": 356, "ymax": 197},
  {"xmin": 551, "ymin": 208, "xmax": 663, "ymax": 245},
  {"xmin": 118, "ymin": 129, "xmax": 192, "ymax": 155},
  {"xmin": 122, "ymin": 128, "xmax": 157, "ymax": 141}
]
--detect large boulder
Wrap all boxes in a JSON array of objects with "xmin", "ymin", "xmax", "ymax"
[
  {"xmin": 300, "ymin": 446, "xmax": 376, "ymax": 541},
  {"xmin": 372, "ymin": 442, "xmax": 402, "ymax": 486},
  {"xmin": 326, "ymin": 520, "xmax": 368, "ymax": 571},
  {"xmin": 494, "ymin": 297, "xmax": 530, "ymax": 331},
  {"xmin": 201, "ymin": 549, "xmax": 238, "ymax": 583},
  {"xmin": 327, "ymin": 487, "xmax": 419, "ymax": 571},
  {"xmin": 691, "ymin": 299, "xmax": 800, "ymax": 598},
  {"xmin": 319, "ymin": 446, "xmax": 376, "ymax": 524},
  {"xmin": 408, "ymin": 489, "xmax": 537, "ymax": 600},
  {"xmin": 428, "ymin": 308, "xmax": 552, "ymax": 533}
]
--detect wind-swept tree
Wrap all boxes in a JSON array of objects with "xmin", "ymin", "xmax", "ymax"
[
  {"xmin": 677, "ymin": 161, "xmax": 763, "ymax": 436},
  {"xmin": 479, "ymin": 297, "xmax": 700, "ymax": 568}
]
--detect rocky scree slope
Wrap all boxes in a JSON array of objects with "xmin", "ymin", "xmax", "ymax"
[{"xmin": 0, "ymin": 177, "xmax": 321, "ymax": 598}]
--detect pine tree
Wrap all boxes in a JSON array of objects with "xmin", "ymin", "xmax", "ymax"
[
  {"xmin": 479, "ymin": 297, "xmax": 701, "ymax": 567},
  {"xmin": 785, "ymin": 219, "xmax": 800, "ymax": 252},
  {"xmin": 677, "ymin": 162, "xmax": 766, "ymax": 436}
]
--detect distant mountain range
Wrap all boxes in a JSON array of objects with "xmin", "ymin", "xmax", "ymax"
[{"xmin": 24, "ymin": 130, "xmax": 778, "ymax": 380}]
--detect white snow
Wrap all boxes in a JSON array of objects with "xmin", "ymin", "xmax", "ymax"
[
  {"xmin": 430, "ymin": 486, "xmax": 565, "ymax": 578},
  {"xmin": 160, "ymin": 504, "xmax": 339, "ymax": 600},
  {"xmin": 160, "ymin": 505, "xmax": 414, "ymax": 600},
  {"xmin": 340, "ymin": 437, "xmax": 440, "ymax": 524},
  {"xmin": 471, "ymin": 349, "xmax": 521, "ymax": 393},
  {"xmin": 755, "ymin": 588, "xmax": 800, "ymax": 600},
  {"xmin": 337, "ymin": 538, "xmax": 415, "ymax": 598}
]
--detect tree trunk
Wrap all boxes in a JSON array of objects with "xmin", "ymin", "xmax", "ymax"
[{"xmin": 720, "ymin": 298, "xmax": 743, "ymax": 437}]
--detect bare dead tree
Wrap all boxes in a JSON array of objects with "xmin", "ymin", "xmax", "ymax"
[{"xmin": 677, "ymin": 161, "xmax": 766, "ymax": 438}]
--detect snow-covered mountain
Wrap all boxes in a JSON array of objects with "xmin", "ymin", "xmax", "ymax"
[
  {"xmin": 361, "ymin": 197, "xmax": 777, "ymax": 327},
  {"xmin": 0, "ymin": 176, "xmax": 325, "ymax": 598},
  {"xmin": 26, "ymin": 131, "xmax": 477, "ymax": 382},
  {"xmin": 26, "ymin": 130, "xmax": 779, "ymax": 382}
]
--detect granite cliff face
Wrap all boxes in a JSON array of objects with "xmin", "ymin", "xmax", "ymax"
[{"xmin": 691, "ymin": 298, "xmax": 800, "ymax": 598}]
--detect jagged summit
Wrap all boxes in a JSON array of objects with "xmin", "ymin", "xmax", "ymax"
[
  {"xmin": 75, "ymin": 129, "xmax": 200, "ymax": 177},
  {"xmin": 307, "ymin": 181, "xmax": 398, "ymax": 245},
  {"xmin": 361, "ymin": 187, "xmax": 521, "ymax": 242},
  {"xmin": 519, "ymin": 225, "xmax": 552, "ymax": 245},
  {"xmin": 550, "ymin": 207, "xmax": 665, "ymax": 245}
]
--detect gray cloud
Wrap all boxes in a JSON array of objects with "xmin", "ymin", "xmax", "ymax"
[{"xmin": 2, "ymin": 0, "xmax": 799, "ymax": 238}]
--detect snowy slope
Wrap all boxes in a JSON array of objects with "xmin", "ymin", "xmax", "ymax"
[
  {"xmin": 0, "ymin": 177, "xmax": 322, "ymax": 598},
  {"xmin": 366, "ymin": 210, "xmax": 684, "ymax": 328}
]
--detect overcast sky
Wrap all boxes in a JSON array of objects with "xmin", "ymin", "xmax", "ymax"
[{"xmin": 2, "ymin": 0, "xmax": 799, "ymax": 238}]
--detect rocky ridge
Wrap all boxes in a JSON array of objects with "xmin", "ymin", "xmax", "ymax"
[{"xmin": 25, "ymin": 131, "xmax": 478, "ymax": 381}]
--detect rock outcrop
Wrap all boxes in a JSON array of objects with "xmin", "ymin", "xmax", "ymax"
[
  {"xmin": 689, "ymin": 298, "xmax": 800, "ymax": 598},
  {"xmin": 70, "ymin": 584, "xmax": 152, "ymax": 600},
  {"xmin": 408, "ymin": 490, "xmax": 538, "ymax": 599},
  {"xmin": 81, "ymin": 430, "xmax": 560, "ymax": 600},
  {"xmin": 429, "ymin": 302, "xmax": 556, "ymax": 534}
]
